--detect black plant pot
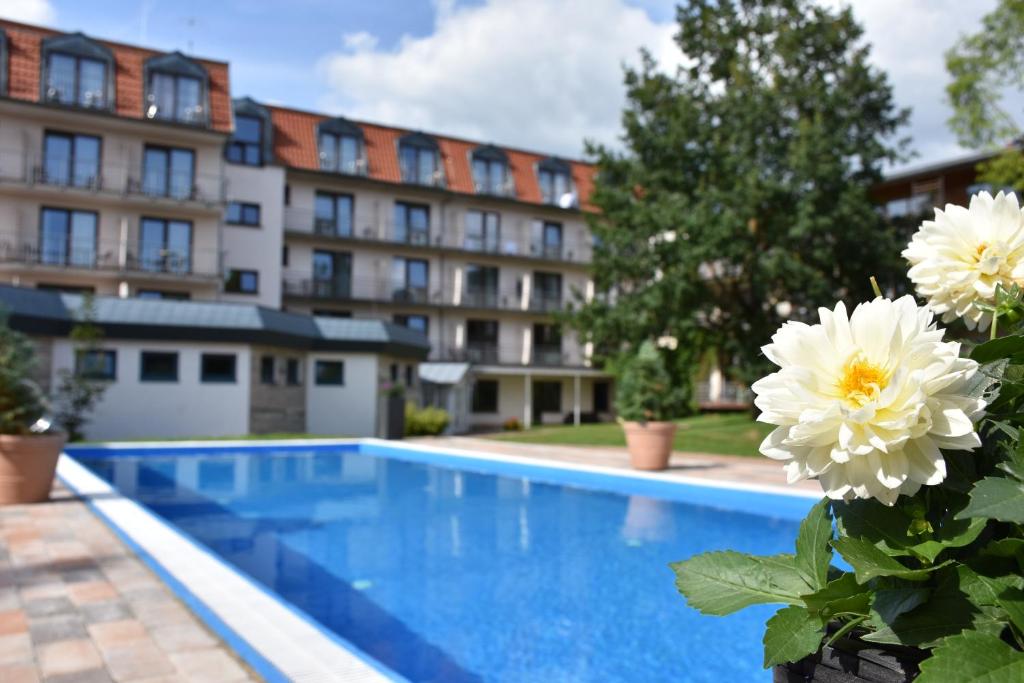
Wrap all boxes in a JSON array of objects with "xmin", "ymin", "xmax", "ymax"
[
  {"xmin": 774, "ymin": 629, "xmax": 926, "ymax": 682},
  {"xmin": 385, "ymin": 394, "xmax": 405, "ymax": 440}
]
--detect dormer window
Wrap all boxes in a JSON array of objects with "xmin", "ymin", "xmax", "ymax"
[
  {"xmin": 41, "ymin": 33, "xmax": 114, "ymax": 109},
  {"xmin": 398, "ymin": 133, "xmax": 443, "ymax": 187},
  {"xmin": 537, "ymin": 158, "xmax": 576, "ymax": 208},
  {"xmin": 0, "ymin": 29, "xmax": 8, "ymax": 96},
  {"xmin": 318, "ymin": 118, "xmax": 365, "ymax": 175},
  {"xmin": 144, "ymin": 53, "xmax": 209, "ymax": 125},
  {"xmin": 226, "ymin": 98, "xmax": 272, "ymax": 166},
  {"xmin": 472, "ymin": 145, "xmax": 511, "ymax": 196}
]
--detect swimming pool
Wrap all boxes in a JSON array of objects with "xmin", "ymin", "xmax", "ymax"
[{"xmin": 67, "ymin": 440, "xmax": 818, "ymax": 683}]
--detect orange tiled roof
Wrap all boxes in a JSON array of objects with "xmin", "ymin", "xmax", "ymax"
[
  {"xmin": 268, "ymin": 105, "xmax": 596, "ymax": 211},
  {"xmin": 0, "ymin": 19, "xmax": 232, "ymax": 134}
]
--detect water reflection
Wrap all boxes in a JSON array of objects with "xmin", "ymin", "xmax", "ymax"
[{"xmin": 621, "ymin": 495, "xmax": 676, "ymax": 545}]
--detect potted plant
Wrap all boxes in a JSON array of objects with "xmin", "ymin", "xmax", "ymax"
[
  {"xmin": 616, "ymin": 339, "xmax": 684, "ymax": 470},
  {"xmin": 0, "ymin": 313, "xmax": 65, "ymax": 504},
  {"xmin": 670, "ymin": 192, "xmax": 1024, "ymax": 680}
]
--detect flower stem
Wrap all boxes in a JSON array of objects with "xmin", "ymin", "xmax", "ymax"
[
  {"xmin": 991, "ymin": 312, "xmax": 999, "ymax": 341},
  {"xmin": 824, "ymin": 615, "xmax": 869, "ymax": 649},
  {"xmin": 869, "ymin": 276, "xmax": 882, "ymax": 299}
]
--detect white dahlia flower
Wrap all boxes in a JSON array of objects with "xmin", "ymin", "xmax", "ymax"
[
  {"xmin": 752, "ymin": 295, "xmax": 985, "ymax": 505},
  {"xmin": 903, "ymin": 190, "xmax": 1024, "ymax": 331}
]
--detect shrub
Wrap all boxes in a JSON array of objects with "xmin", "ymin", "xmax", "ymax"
[
  {"xmin": 0, "ymin": 312, "xmax": 49, "ymax": 435},
  {"xmin": 404, "ymin": 403, "xmax": 450, "ymax": 436},
  {"xmin": 614, "ymin": 340, "xmax": 686, "ymax": 423}
]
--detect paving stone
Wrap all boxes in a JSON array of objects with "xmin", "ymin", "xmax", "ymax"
[
  {"xmin": 67, "ymin": 583, "xmax": 118, "ymax": 606},
  {"xmin": 102, "ymin": 642, "xmax": 176, "ymax": 682},
  {"xmin": 148, "ymin": 623, "xmax": 215, "ymax": 654},
  {"xmin": 38, "ymin": 638, "xmax": 104, "ymax": 678},
  {"xmin": 0, "ymin": 662, "xmax": 40, "ymax": 683},
  {"xmin": 87, "ymin": 620, "xmax": 148, "ymax": 650},
  {"xmin": 0, "ymin": 632, "xmax": 33, "ymax": 665},
  {"xmin": 20, "ymin": 582, "xmax": 67, "ymax": 603},
  {"xmin": 24, "ymin": 597, "xmax": 76, "ymax": 619},
  {"xmin": 79, "ymin": 602, "xmax": 132, "ymax": 625},
  {"xmin": 29, "ymin": 614, "xmax": 87, "ymax": 646},
  {"xmin": 168, "ymin": 649, "xmax": 248, "ymax": 683},
  {"xmin": 0, "ymin": 609, "xmax": 29, "ymax": 636},
  {"xmin": 43, "ymin": 669, "xmax": 114, "ymax": 683}
]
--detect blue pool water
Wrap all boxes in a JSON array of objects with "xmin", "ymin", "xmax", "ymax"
[{"xmin": 70, "ymin": 442, "xmax": 816, "ymax": 683}]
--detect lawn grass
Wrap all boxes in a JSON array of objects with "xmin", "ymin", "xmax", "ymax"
[{"xmin": 483, "ymin": 412, "xmax": 772, "ymax": 458}]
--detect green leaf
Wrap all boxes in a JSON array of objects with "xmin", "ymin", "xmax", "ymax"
[
  {"xmin": 801, "ymin": 573, "xmax": 870, "ymax": 618},
  {"xmin": 762, "ymin": 605, "xmax": 824, "ymax": 668},
  {"xmin": 832, "ymin": 537, "xmax": 943, "ymax": 583},
  {"xmin": 956, "ymin": 477, "xmax": 1024, "ymax": 523},
  {"xmin": 794, "ymin": 498, "xmax": 833, "ymax": 591},
  {"xmin": 981, "ymin": 538, "xmax": 1024, "ymax": 560},
  {"xmin": 970, "ymin": 335, "xmax": 1024, "ymax": 363},
  {"xmin": 832, "ymin": 500, "xmax": 915, "ymax": 555},
  {"xmin": 998, "ymin": 587, "xmax": 1024, "ymax": 634},
  {"xmin": 670, "ymin": 551, "xmax": 808, "ymax": 615},
  {"xmin": 867, "ymin": 587, "xmax": 929, "ymax": 630},
  {"xmin": 917, "ymin": 631, "xmax": 1024, "ymax": 683},
  {"xmin": 908, "ymin": 516, "xmax": 988, "ymax": 563}
]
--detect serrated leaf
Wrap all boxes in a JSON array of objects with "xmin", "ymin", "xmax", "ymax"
[
  {"xmin": 867, "ymin": 587, "xmax": 929, "ymax": 630},
  {"xmin": 801, "ymin": 573, "xmax": 870, "ymax": 617},
  {"xmin": 998, "ymin": 587, "xmax": 1024, "ymax": 633},
  {"xmin": 832, "ymin": 500, "xmax": 915, "ymax": 555},
  {"xmin": 670, "ymin": 551, "xmax": 808, "ymax": 615},
  {"xmin": 832, "ymin": 537, "xmax": 943, "ymax": 583},
  {"xmin": 762, "ymin": 605, "xmax": 824, "ymax": 668},
  {"xmin": 956, "ymin": 477, "xmax": 1024, "ymax": 523},
  {"xmin": 917, "ymin": 631, "xmax": 1024, "ymax": 683},
  {"xmin": 970, "ymin": 336, "xmax": 1024, "ymax": 363},
  {"xmin": 794, "ymin": 498, "xmax": 833, "ymax": 591},
  {"xmin": 908, "ymin": 515, "xmax": 988, "ymax": 563}
]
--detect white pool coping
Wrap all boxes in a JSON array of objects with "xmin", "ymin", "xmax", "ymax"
[{"xmin": 57, "ymin": 454, "xmax": 404, "ymax": 683}]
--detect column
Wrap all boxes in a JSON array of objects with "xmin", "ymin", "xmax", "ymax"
[
  {"xmin": 524, "ymin": 374, "xmax": 533, "ymax": 429},
  {"xmin": 573, "ymin": 374, "xmax": 581, "ymax": 426}
]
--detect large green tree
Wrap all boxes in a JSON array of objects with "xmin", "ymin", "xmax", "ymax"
[
  {"xmin": 946, "ymin": 0, "xmax": 1024, "ymax": 189},
  {"xmin": 569, "ymin": 0, "xmax": 909, "ymax": 401}
]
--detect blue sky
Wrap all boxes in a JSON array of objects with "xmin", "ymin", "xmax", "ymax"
[{"xmin": 2, "ymin": 0, "xmax": 1005, "ymax": 166}]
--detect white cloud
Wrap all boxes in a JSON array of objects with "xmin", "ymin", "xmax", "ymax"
[
  {"xmin": 0, "ymin": 0, "xmax": 56, "ymax": 24},
  {"xmin": 318, "ymin": 0, "xmax": 680, "ymax": 157}
]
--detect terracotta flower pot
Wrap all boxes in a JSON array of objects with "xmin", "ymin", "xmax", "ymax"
[
  {"xmin": 0, "ymin": 433, "xmax": 66, "ymax": 505},
  {"xmin": 622, "ymin": 421, "xmax": 677, "ymax": 471}
]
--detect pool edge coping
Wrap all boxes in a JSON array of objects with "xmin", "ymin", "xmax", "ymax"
[{"xmin": 56, "ymin": 453, "xmax": 408, "ymax": 683}]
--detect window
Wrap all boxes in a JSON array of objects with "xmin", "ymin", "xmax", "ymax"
[
  {"xmin": 391, "ymin": 258, "xmax": 429, "ymax": 303},
  {"xmin": 137, "ymin": 290, "xmax": 190, "ymax": 300},
  {"xmin": 471, "ymin": 146, "xmax": 510, "ymax": 195},
  {"xmin": 464, "ymin": 210, "xmax": 500, "ymax": 252},
  {"xmin": 319, "ymin": 132, "xmax": 363, "ymax": 174},
  {"xmin": 226, "ymin": 114, "xmax": 263, "ymax": 165},
  {"xmin": 394, "ymin": 314, "xmax": 429, "ymax": 334},
  {"xmin": 145, "ymin": 53, "xmax": 207, "ymax": 124},
  {"xmin": 225, "ymin": 269, "xmax": 259, "ymax": 294},
  {"xmin": 201, "ymin": 354, "xmax": 236, "ymax": 383},
  {"xmin": 398, "ymin": 134, "xmax": 441, "ymax": 186},
  {"xmin": 312, "ymin": 250, "xmax": 352, "ymax": 298},
  {"xmin": 884, "ymin": 194, "xmax": 933, "ymax": 219},
  {"xmin": 472, "ymin": 380, "xmax": 499, "ymax": 413},
  {"xmin": 390, "ymin": 363, "xmax": 399, "ymax": 382},
  {"xmin": 40, "ymin": 208, "xmax": 97, "ymax": 267},
  {"xmin": 260, "ymin": 355, "xmax": 276, "ymax": 385},
  {"xmin": 284, "ymin": 184, "xmax": 291, "ymax": 205},
  {"xmin": 534, "ymin": 380, "xmax": 562, "ymax": 413},
  {"xmin": 537, "ymin": 159, "xmax": 574, "ymax": 206},
  {"xmin": 44, "ymin": 51, "xmax": 108, "ymax": 108},
  {"xmin": 315, "ymin": 360, "xmax": 344, "ymax": 386},
  {"xmin": 532, "ymin": 220, "xmax": 563, "ymax": 259},
  {"xmin": 139, "ymin": 218, "xmax": 191, "ymax": 274},
  {"xmin": 533, "ymin": 323, "xmax": 562, "ymax": 365},
  {"xmin": 531, "ymin": 272, "xmax": 563, "ymax": 310},
  {"xmin": 394, "ymin": 202, "xmax": 430, "ymax": 245},
  {"xmin": 140, "ymin": 351, "xmax": 178, "ymax": 382},
  {"xmin": 75, "ymin": 349, "xmax": 116, "ymax": 380},
  {"xmin": 405, "ymin": 365, "xmax": 414, "ymax": 388},
  {"xmin": 464, "ymin": 265, "xmax": 499, "ymax": 307},
  {"xmin": 467, "ymin": 319, "xmax": 499, "ymax": 363},
  {"xmin": 142, "ymin": 146, "xmax": 195, "ymax": 200},
  {"xmin": 314, "ymin": 192, "xmax": 353, "ymax": 237},
  {"xmin": 286, "ymin": 358, "xmax": 301, "ymax": 386},
  {"xmin": 313, "ymin": 309, "xmax": 352, "ymax": 318},
  {"xmin": 37, "ymin": 283, "xmax": 95, "ymax": 294},
  {"xmin": 594, "ymin": 381, "xmax": 610, "ymax": 413},
  {"xmin": 0, "ymin": 28, "xmax": 8, "ymax": 97},
  {"xmin": 282, "ymin": 246, "xmax": 289, "ymax": 267},
  {"xmin": 225, "ymin": 202, "xmax": 260, "ymax": 227},
  {"xmin": 43, "ymin": 132, "xmax": 101, "ymax": 188}
]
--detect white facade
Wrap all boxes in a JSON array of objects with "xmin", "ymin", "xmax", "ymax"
[{"xmin": 304, "ymin": 353, "xmax": 379, "ymax": 437}]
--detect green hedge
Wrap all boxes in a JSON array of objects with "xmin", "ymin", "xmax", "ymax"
[{"xmin": 405, "ymin": 402, "xmax": 450, "ymax": 436}]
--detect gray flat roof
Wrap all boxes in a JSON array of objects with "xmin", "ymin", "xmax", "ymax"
[{"xmin": 0, "ymin": 285, "xmax": 430, "ymax": 359}]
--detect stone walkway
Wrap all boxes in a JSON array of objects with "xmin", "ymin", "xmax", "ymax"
[
  {"xmin": 0, "ymin": 483, "xmax": 260, "ymax": 683},
  {"xmin": 412, "ymin": 435, "xmax": 822, "ymax": 493}
]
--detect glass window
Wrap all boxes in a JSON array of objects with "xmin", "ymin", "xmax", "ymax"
[
  {"xmin": 394, "ymin": 314, "xmax": 429, "ymax": 334},
  {"xmin": 472, "ymin": 156, "xmax": 508, "ymax": 194},
  {"xmin": 314, "ymin": 192, "xmax": 353, "ymax": 236},
  {"xmin": 312, "ymin": 250, "xmax": 351, "ymax": 298},
  {"xmin": 201, "ymin": 354, "xmax": 236, "ymax": 383},
  {"xmin": 142, "ymin": 146, "xmax": 195, "ymax": 200},
  {"xmin": 136, "ymin": 290, "xmax": 190, "ymax": 300},
  {"xmin": 260, "ymin": 356, "xmax": 276, "ymax": 385},
  {"xmin": 464, "ymin": 265, "xmax": 499, "ymax": 306},
  {"xmin": 140, "ymin": 351, "xmax": 178, "ymax": 382},
  {"xmin": 534, "ymin": 380, "xmax": 562, "ymax": 412},
  {"xmin": 315, "ymin": 360, "xmax": 345, "ymax": 386},
  {"xmin": 149, "ymin": 72, "xmax": 203, "ymax": 123},
  {"xmin": 531, "ymin": 272, "xmax": 562, "ymax": 310},
  {"xmin": 39, "ymin": 208, "xmax": 96, "ymax": 267},
  {"xmin": 538, "ymin": 168, "xmax": 573, "ymax": 205},
  {"xmin": 286, "ymin": 358, "xmax": 301, "ymax": 386},
  {"xmin": 531, "ymin": 220, "xmax": 563, "ymax": 259},
  {"xmin": 46, "ymin": 53, "xmax": 107, "ymax": 108},
  {"xmin": 224, "ymin": 269, "xmax": 259, "ymax": 294},
  {"xmin": 394, "ymin": 202, "xmax": 430, "ymax": 244},
  {"xmin": 399, "ymin": 144, "xmax": 439, "ymax": 185},
  {"xmin": 464, "ymin": 210, "xmax": 500, "ymax": 252},
  {"xmin": 43, "ymin": 132, "xmax": 101, "ymax": 188},
  {"xmin": 139, "ymin": 218, "xmax": 192, "ymax": 274},
  {"xmin": 391, "ymin": 258, "xmax": 429, "ymax": 302},
  {"xmin": 472, "ymin": 380, "xmax": 499, "ymax": 413},
  {"xmin": 319, "ymin": 132, "xmax": 362, "ymax": 174},
  {"xmin": 75, "ymin": 350, "xmax": 116, "ymax": 380},
  {"xmin": 226, "ymin": 115, "xmax": 262, "ymax": 165},
  {"xmin": 225, "ymin": 202, "xmax": 260, "ymax": 226}
]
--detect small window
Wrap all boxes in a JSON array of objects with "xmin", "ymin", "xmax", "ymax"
[
  {"xmin": 286, "ymin": 358, "xmax": 301, "ymax": 386},
  {"xmin": 394, "ymin": 314, "xmax": 429, "ymax": 334},
  {"xmin": 43, "ymin": 132, "xmax": 101, "ymax": 188},
  {"xmin": 312, "ymin": 309, "xmax": 352, "ymax": 318},
  {"xmin": 140, "ymin": 351, "xmax": 178, "ymax": 382},
  {"xmin": 75, "ymin": 349, "xmax": 116, "ymax": 380},
  {"xmin": 282, "ymin": 246, "xmax": 289, "ymax": 267},
  {"xmin": 260, "ymin": 355, "xmax": 275, "ymax": 385},
  {"xmin": 398, "ymin": 133, "xmax": 442, "ymax": 186},
  {"xmin": 137, "ymin": 289, "xmax": 190, "ymax": 300},
  {"xmin": 472, "ymin": 379, "xmax": 499, "ymax": 413},
  {"xmin": 405, "ymin": 365, "xmax": 414, "ymax": 388},
  {"xmin": 226, "ymin": 114, "xmax": 262, "ymax": 165},
  {"xmin": 225, "ymin": 202, "xmax": 260, "ymax": 226},
  {"xmin": 201, "ymin": 354, "xmax": 236, "ymax": 383},
  {"xmin": 145, "ymin": 52, "xmax": 208, "ymax": 125},
  {"xmin": 225, "ymin": 269, "xmax": 259, "ymax": 294},
  {"xmin": 390, "ymin": 363, "xmax": 399, "ymax": 382},
  {"xmin": 315, "ymin": 360, "xmax": 344, "ymax": 386}
]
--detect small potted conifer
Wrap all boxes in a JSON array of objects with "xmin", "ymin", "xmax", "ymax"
[
  {"xmin": 616, "ymin": 339, "xmax": 684, "ymax": 470},
  {"xmin": 0, "ymin": 314, "xmax": 65, "ymax": 504}
]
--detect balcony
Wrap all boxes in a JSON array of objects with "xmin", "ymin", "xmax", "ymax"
[
  {"xmin": 461, "ymin": 289, "xmax": 500, "ymax": 309},
  {"xmin": 444, "ymin": 344, "xmax": 501, "ymax": 364},
  {"xmin": 532, "ymin": 345, "xmax": 565, "ymax": 366},
  {"xmin": 528, "ymin": 294, "xmax": 563, "ymax": 313}
]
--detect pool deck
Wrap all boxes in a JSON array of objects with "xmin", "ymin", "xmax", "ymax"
[{"xmin": 0, "ymin": 482, "xmax": 259, "ymax": 683}]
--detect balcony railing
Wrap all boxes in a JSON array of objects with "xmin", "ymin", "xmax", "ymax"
[
  {"xmin": 532, "ymin": 345, "xmax": 566, "ymax": 366},
  {"xmin": 0, "ymin": 233, "xmax": 221, "ymax": 278},
  {"xmin": 461, "ymin": 290, "xmax": 500, "ymax": 308},
  {"xmin": 528, "ymin": 294, "xmax": 563, "ymax": 312},
  {"xmin": 436, "ymin": 343, "xmax": 584, "ymax": 367}
]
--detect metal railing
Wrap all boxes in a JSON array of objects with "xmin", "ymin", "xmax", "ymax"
[
  {"xmin": 532, "ymin": 345, "xmax": 566, "ymax": 366},
  {"xmin": 528, "ymin": 294, "xmax": 564, "ymax": 312},
  {"xmin": 436, "ymin": 343, "xmax": 583, "ymax": 367}
]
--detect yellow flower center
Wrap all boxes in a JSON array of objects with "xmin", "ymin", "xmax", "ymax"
[{"xmin": 838, "ymin": 355, "xmax": 889, "ymax": 407}]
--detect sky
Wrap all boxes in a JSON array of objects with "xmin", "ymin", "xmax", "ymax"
[{"xmin": 0, "ymin": 0, "xmax": 1005, "ymax": 171}]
